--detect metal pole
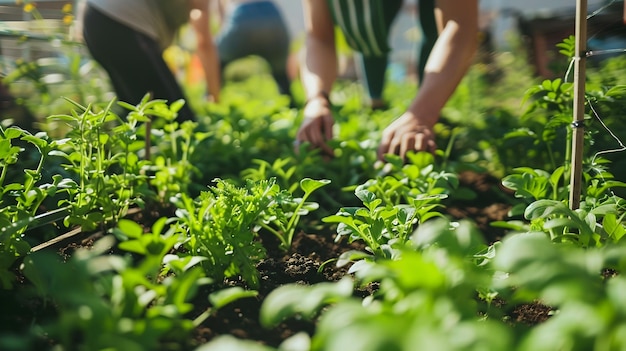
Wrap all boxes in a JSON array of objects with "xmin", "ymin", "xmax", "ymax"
[{"xmin": 569, "ymin": 0, "xmax": 587, "ymax": 210}]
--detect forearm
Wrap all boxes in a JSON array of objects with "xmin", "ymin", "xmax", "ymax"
[
  {"xmin": 301, "ymin": 0, "xmax": 337, "ymax": 101},
  {"xmin": 408, "ymin": 12, "xmax": 478, "ymax": 126},
  {"xmin": 189, "ymin": 1, "xmax": 221, "ymax": 102},
  {"xmin": 197, "ymin": 41, "xmax": 221, "ymax": 102},
  {"xmin": 301, "ymin": 35, "xmax": 337, "ymax": 100}
]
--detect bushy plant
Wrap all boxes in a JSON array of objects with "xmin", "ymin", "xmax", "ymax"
[
  {"xmin": 258, "ymin": 219, "xmax": 502, "ymax": 351},
  {"xmin": 172, "ymin": 177, "xmax": 327, "ymax": 288},
  {"xmin": 0, "ymin": 126, "xmax": 72, "ymax": 288},
  {"xmin": 48, "ymin": 98, "xmax": 153, "ymax": 231},
  {"xmin": 20, "ymin": 233, "xmax": 208, "ymax": 351}
]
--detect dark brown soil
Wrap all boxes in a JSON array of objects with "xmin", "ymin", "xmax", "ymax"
[
  {"xmin": 3, "ymin": 171, "xmax": 553, "ymax": 350},
  {"xmin": 183, "ymin": 171, "xmax": 548, "ymax": 349}
]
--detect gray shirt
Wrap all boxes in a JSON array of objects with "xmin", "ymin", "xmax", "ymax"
[{"xmin": 86, "ymin": 0, "xmax": 175, "ymax": 49}]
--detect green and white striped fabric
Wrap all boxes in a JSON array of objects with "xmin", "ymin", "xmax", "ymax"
[{"xmin": 326, "ymin": 0, "xmax": 403, "ymax": 57}]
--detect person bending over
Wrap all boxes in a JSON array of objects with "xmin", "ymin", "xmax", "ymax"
[
  {"xmin": 214, "ymin": 0, "xmax": 293, "ymax": 101},
  {"xmin": 82, "ymin": 0, "xmax": 220, "ymax": 122},
  {"xmin": 296, "ymin": 0, "xmax": 478, "ymax": 160}
]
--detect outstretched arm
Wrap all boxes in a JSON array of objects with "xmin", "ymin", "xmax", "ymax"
[
  {"xmin": 378, "ymin": 0, "xmax": 479, "ymax": 160},
  {"xmin": 296, "ymin": 0, "xmax": 337, "ymax": 155},
  {"xmin": 189, "ymin": 0, "xmax": 221, "ymax": 103}
]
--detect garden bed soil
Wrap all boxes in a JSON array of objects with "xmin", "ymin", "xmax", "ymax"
[
  {"xmin": 187, "ymin": 170, "xmax": 549, "ymax": 348},
  {"xmin": 4, "ymin": 171, "xmax": 553, "ymax": 349}
]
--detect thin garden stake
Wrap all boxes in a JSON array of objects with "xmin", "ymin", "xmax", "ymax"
[
  {"xmin": 569, "ymin": 0, "xmax": 588, "ymax": 210},
  {"xmin": 146, "ymin": 91, "xmax": 153, "ymax": 160}
]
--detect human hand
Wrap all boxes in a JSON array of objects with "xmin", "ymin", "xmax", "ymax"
[
  {"xmin": 377, "ymin": 111, "xmax": 437, "ymax": 161},
  {"xmin": 295, "ymin": 96, "xmax": 334, "ymax": 156}
]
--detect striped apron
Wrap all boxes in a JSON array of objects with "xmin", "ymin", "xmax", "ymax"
[{"xmin": 325, "ymin": 0, "xmax": 437, "ymax": 99}]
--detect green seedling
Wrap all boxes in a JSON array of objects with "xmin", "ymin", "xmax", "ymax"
[
  {"xmin": 257, "ymin": 177, "xmax": 330, "ymax": 251},
  {"xmin": 173, "ymin": 178, "xmax": 275, "ymax": 288},
  {"xmin": 0, "ymin": 126, "xmax": 73, "ymax": 288},
  {"xmin": 49, "ymin": 98, "xmax": 149, "ymax": 231},
  {"xmin": 21, "ymin": 232, "xmax": 210, "ymax": 351}
]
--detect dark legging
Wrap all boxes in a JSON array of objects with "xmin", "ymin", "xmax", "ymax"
[
  {"xmin": 82, "ymin": 5, "xmax": 195, "ymax": 122},
  {"xmin": 216, "ymin": 1, "xmax": 292, "ymax": 98},
  {"xmin": 326, "ymin": 0, "xmax": 438, "ymax": 100}
]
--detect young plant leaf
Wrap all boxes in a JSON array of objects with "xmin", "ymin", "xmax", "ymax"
[
  {"xmin": 209, "ymin": 287, "xmax": 259, "ymax": 310},
  {"xmin": 260, "ymin": 277, "xmax": 354, "ymax": 328},
  {"xmin": 300, "ymin": 178, "xmax": 331, "ymax": 195}
]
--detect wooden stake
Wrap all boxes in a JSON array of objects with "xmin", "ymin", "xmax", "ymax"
[
  {"xmin": 569, "ymin": 0, "xmax": 587, "ymax": 210},
  {"xmin": 145, "ymin": 119, "xmax": 152, "ymax": 160},
  {"xmin": 145, "ymin": 91, "xmax": 153, "ymax": 160}
]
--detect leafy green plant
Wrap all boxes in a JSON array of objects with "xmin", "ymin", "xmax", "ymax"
[
  {"xmin": 241, "ymin": 157, "xmax": 300, "ymax": 194},
  {"xmin": 12, "ymin": 213, "xmax": 262, "ymax": 351},
  {"xmin": 21, "ymin": 231, "xmax": 209, "ymax": 351},
  {"xmin": 501, "ymin": 166, "xmax": 568, "ymax": 216},
  {"xmin": 360, "ymin": 151, "xmax": 458, "ymax": 205},
  {"xmin": 522, "ymin": 191, "xmax": 626, "ymax": 248},
  {"xmin": 492, "ymin": 231, "xmax": 626, "ymax": 351},
  {"xmin": 120, "ymin": 94, "xmax": 213, "ymax": 201},
  {"xmin": 323, "ymin": 152, "xmax": 455, "ymax": 267},
  {"xmin": 48, "ymin": 98, "xmax": 151, "ymax": 231},
  {"xmin": 174, "ymin": 192, "xmax": 265, "ymax": 287},
  {"xmin": 242, "ymin": 156, "xmax": 347, "ymax": 235},
  {"xmin": 323, "ymin": 186, "xmax": 423, "ymax": 263},
  {"xmin": 173, "ymin": 181, "xmax": 267, "ymax": 288},
  {"xmin": 173, "ymin": 177, "xmax": 326, "ymax": 287},
  {"xmin": 114, "ymin": 218, "xmax": 259, "ymax": 330},
  {"xmin": 498, "ymin": 162, "xmax": 626, "ymax": 247},
  {"xmin": 0, "ymin": 126, "xmax": 72, "ymax": 288},
  {"xmin": 256, "ymin": 177, "xmax": 330, "ymax": 251},
  {"xmin": 258, "ymin": 219, "xmax": 504, "ymax": 351},
  {"xmin": 191, "ymin": 97, "xmax": 297, "ymax": 183}
]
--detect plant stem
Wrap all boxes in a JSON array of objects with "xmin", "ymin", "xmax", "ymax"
[
  {"xmin": 192, "ymin": 307, "xmax": 213, "ymax": 327},
  {"xmin": 258, "ymin": 222, "xmax": 288, "ymax": 250}
]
